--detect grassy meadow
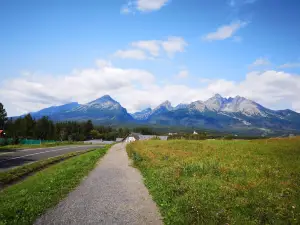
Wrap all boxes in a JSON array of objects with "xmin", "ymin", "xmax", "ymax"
[{"xmin": 127, "ymin": 137, "xmax": 300, "ymax": 224}]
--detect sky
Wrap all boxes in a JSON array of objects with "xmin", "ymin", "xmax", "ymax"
[{"xmin": 1, "ymin": 0, "xmax": 300, "ymax": 116}]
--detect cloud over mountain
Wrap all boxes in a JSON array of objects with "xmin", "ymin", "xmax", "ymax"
[{"xmin": 1, "ymin": 60, "xmax": 300, "ymax": 116}]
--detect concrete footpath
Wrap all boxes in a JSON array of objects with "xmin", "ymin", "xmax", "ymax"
[{"xmin": 34, "ymin": 143, "xmax": 163, "ymax": 225}]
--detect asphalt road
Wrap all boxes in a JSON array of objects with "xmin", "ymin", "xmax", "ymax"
[
  {"xmin": 0, "ymin": 145, "xmax": 105, "ymax": 171},
  {"xmin": 35, "ymin": 143, "xmax": 162, "ymax": 225}
]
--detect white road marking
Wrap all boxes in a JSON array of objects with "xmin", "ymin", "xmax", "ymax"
[
  {"xmin": 0, "ymin": 146, "xmax": 95, "ymax": 163},
  {"xmin": 0, "ymin": 145, "xmax": 86, "ymax": 156}
]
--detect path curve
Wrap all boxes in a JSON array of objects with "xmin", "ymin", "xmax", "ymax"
[{"xmin": 34, "ymin": 143, "xmax": 163, "ymax": 225}]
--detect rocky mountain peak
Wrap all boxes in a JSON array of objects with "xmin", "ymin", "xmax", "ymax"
[
  {"xmin": 88, "ymin": 95, "xmax": 116, "ymax": 105},
  {"xmin": 157, "ymin": 100, "xmax": 172, "ymax": 109},
  {"xmin": 205, "ymin": 94, "xmax": 226, "ymax": 111},
  {"xmin": 213, "ymin": 93, "xmax": 223, "ymax": 99}
]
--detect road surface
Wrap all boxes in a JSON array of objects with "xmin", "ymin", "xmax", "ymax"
[
  {"xmin": 0, "ymin": 145, "xmax": 105, "ymax": 171},
  {"xmin": 35, "ymin": 143, "xmax": 163, "ymax": 225}
]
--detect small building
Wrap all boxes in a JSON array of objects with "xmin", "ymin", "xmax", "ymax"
[
  {"xmin": 125, "ymin": 134, "xmax": 140, "ymax": 143},
  {"xmin": 289, "ymin": 134, "xmax": 295, "ymax": 138},
  {"xmin": 193, "ymin": 131, "xmax": 198, "ymax": 135},
  {"xmin": 126, "ymin": 137, "xmax": 136, "ymax": 143}
]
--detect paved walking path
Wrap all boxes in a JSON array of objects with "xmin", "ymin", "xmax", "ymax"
[{"xmin": 34, "ymin": 143, "xmax": 163, "ymax": 225}]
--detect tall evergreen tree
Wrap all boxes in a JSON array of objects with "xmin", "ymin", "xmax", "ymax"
[
  {"xmin": 0, "ymin": 103, "xmax": 8, "ymax": 129},
  {"xmin": 24, "ymin": 114, "xmax": 36, "ymax": 138},
  {"xmin": 36, "ymin": 116, "xmax": 55, "ymax": 140},
  {"xmin": 84, "ymin": 120, "xmax": 94, "ymax": 138}
]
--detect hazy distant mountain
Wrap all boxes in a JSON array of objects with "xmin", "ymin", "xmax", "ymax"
[
  {"xmin": 30, "ymin": 102, "xmax": 80, "ymax": 118},
  {"xmin": 27, "ymin": 94, "xmax": 300, "ymax": 135},
  {"xmin": 31, "ymin": 95, "xmax": 133, "ymax": 124}
]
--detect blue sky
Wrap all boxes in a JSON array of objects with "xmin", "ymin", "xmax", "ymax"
[{"xmin": 1, "ymin": 0, "xmax": 300, "ymax": 116}]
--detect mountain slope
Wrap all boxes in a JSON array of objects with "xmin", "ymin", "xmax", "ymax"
[
  {"xmin": 131, "ymin": 108, "xmax": 152, "ymax": 120},
  {"xmin": 27, "ymin": 94, "xmax": 300, "ymax": 134},
  {"xmin": 139, "ymin": 94, "xmax": 300, "ymax": 134},
  {"xmin": 30, "ymin": 102, "xmax": 80, "ymax": 118},
  {"xmin": 30, "ymin": 95, "xmax": 133, "ymax": 124}
]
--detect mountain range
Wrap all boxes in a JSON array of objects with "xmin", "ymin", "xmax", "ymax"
[{"xmin": 27, "ymin": 94, "xmax": 300, "ymax": 136}]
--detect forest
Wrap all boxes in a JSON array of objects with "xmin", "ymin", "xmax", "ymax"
[
  {"xmin": 0, "ymin": 102, "xmax": 129, "ymax": 143},
  {"xmin": 0, "ymin": 102, "xmax": 158, "ymax": 144},
  {"xmin": 2, "ymin": 115, "xmax": 131, "ymax": 144}
]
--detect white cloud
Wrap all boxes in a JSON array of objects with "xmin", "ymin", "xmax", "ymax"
[
  {"xmin": 201, "ymin": 70, "xmax": 300, "ymax": 111},
  {"xmin": 121, "ymin": 0, "xmax": 170, "ymax": 14},
  {"xmin": 1, "ymin": 62, "xmax": 300, "ymax": 116},
  {"xmin": 161, "ymin": 36, "xmax": 187, "ymax": 57},
  {"xmin": 0, "ymin": 62, "xmax": 155, "ymax": 115},
  {"xmin": 137, "ymin": 0, "xmax": 170, "ymax": 11},
  {"xmin": 203, "ymin": 21, "xmax": 247, "ymax": 41},
  {"xmin": 115, "ymin": 36, "xmax": 187, "ymax": 60},
  {"xmin": 279, "ymin": 62, "xmax": 300, "ymax": 68},
  {"xmin": 250, "ymin": 57, "xmax": 270, "ymax": 67},
  {"xmin": 114, "ymin": 49, "xmax": 148, "ymax": 60},
  {"xmin": 176, "ymin": 70, "xmax": 189, "ymax": 79},
  {"xmin": 131, "ymin": 40, "xmax": 161, "ymax": 56}
]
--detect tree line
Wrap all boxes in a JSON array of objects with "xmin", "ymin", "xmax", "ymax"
[{"xmin": 0, "ymin": 102, "xmax": 130, "ymax": 144}]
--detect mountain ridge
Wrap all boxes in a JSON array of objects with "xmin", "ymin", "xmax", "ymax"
[{"xmin": 27, "ymin": 94, "xmax": 300, "ymax": 135}]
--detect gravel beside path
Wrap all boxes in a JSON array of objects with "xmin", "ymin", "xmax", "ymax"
[{"xmin": 34, "ymin": 143, "xmax": 163, "ymax": 225}]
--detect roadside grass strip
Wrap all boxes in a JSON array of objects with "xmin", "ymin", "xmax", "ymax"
[
  {"xmin": 0, "ymin": 148, "xmax": 97, "ymax": 187},
  {"xmin": 127, "ymin": 138, "xmax": 300, "ymax": 224},
  {"xmin": 0, "ymin": 145, "xmax": 110, "ymax": 225}
]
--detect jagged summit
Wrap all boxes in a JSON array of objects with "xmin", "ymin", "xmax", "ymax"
[
  {"xmin": 154, "ymin": 100, "xmax": 173, "ymax": 111},
  {"xmin": 205, "ymin": 94, "xmax": 226, "ymax": 111},
  {"xmin": 88, "ymin": 95, "xmax": 116, "ymax": 104},
  {"xmin": 213, "ymin": 93, "xmax": 223, "ymax": 98},
  {"xmin": 131, "ymin": 108, "xmax": 152, "ymax": 120},
  {"xmin": 160, "ymin": 100, "xmax": 172, "ymax": 107}
]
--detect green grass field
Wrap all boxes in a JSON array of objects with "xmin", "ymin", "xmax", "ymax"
[
  {"xmin": 0, "ymin": 146, "xmax": 109, "ymax": 225},
  {"xmin": 127, "ymin": 138, "xmax": 300, "ymax": 224}
]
